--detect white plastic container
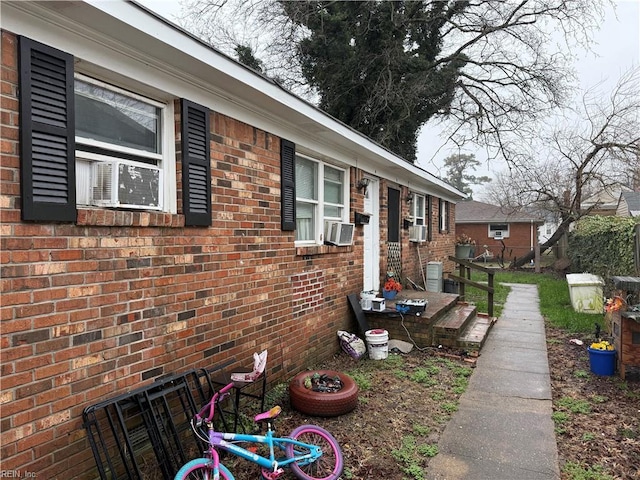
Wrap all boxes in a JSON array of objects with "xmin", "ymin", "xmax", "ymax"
[
  {"xmin": 360, "ymin": 291, "xmax": 376, "ymax": 311},
  {"xmin": 566, "ymin": 273, "xmax": 604, "ymax": 313},
  {"xmin": 365, "ymin": 329, "xmax": 389, "ymax": 360},
  {"xmin": 371, "ymin": 298, "xmax": 385, "ymax": 312}
]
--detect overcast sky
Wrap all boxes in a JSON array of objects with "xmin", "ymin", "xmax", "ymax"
[
  {"xmin": 417, "ymin": 0, "xmax": 640, "ymax": 186},
  {"xmin": 138, "ymin": 0, "xmax": 639, "ymax": 191}
]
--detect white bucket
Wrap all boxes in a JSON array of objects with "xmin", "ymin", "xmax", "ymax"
[
  {"xmin": 365, "ymin": 329, "xmax": 389, "ymax": 360},
  {"xmin": 360, "ymin": 291, "xmax": 376, "ymax": 311}
]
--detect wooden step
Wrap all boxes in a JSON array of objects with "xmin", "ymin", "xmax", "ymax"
[
  {"xmin": 432, "ymin": 304, "xmax": 477, "ymax": 347},
  {"xmin": 363, "ymin": 292, "xmax": 492, "ymax": 351},
  {"xmin": 456, "ymin": 313, "xmax": 497, "ymax": 351}
]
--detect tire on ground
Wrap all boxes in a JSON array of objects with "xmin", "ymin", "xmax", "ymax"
[{"xmin": 289, "ymin": 370, "xmax": 359, "ymax": 417}]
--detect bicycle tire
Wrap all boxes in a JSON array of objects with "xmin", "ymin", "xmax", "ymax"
[
  {"xmin": 285, "ymin": 425, "xmax": 343, "ymax": 480},
  {"xmin": 174, "ymin": 458, "xmax": 234, "ymax": 480}
]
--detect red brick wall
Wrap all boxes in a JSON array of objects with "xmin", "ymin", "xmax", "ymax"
[
  {"xmin": 0, "ymin": 30, "xmax": 364, "ymax": 478},
  {"xmin": 457, "ymin": 222, "xmax": 538, "ymax": 262},
  {"xmin": 0, "ymin": 29, "xmax": 458, "ymax": 477},
  {"xmin": 378, "ymin": 183, "xmax": 456, "ymax": 286},
  {"xmin": 425, "ymin": 200, "xmax": 456, "ymax": 275}
]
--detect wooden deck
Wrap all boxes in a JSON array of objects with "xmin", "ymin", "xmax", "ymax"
[{"xmin": 362, "ymin": 290, "xmax": 496, "ymax": 351}]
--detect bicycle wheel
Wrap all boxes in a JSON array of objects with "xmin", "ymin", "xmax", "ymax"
[
  {"xmin": 174, "ymin": 458, "xmax": 234, "ymax": 480},
  {"xmin": 285, "ymin": 425, "xmax": 343, "ymax": 480}
]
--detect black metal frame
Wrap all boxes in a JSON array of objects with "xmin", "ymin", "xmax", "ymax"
[{"xmin": 82, "ymin": 367, "xmax": 226, "ymax": 480}]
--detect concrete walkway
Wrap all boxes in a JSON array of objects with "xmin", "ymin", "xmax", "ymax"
[{"xmin": 428, "ymin": 283, "xmax": 560, "ymax": 480}]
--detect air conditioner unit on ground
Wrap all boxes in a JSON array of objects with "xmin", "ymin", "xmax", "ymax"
[
  {"xmin": 324, "ymin": 221, "xmax": 355, "ymax": 246},
  {"xmin": 426, "ymin": 261, "xmax": 443, "ymax": 293},
  {"xmin": 409, "ymin": 225, "xmax": 427, "ymax": 243},
  {"xmin": 92, "ymin": 160, "xmax": 162, "ymax": 209}
]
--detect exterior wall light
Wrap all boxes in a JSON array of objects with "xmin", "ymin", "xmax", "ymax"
[{"xmin": 356, "ymin": 177, "xmax": 370, "ymax": 193}]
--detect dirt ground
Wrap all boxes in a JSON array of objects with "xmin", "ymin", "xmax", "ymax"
[
  {"xmin": 224, "ymin": 348, "xmax": 474, "ymax": 479},
  {"xmin": 546, "ymin": 325, "xmax": 640, "ymax": 480},
  {"xmin": 221, "ymin": 326, "xmax": 639, "ymax": 480}
]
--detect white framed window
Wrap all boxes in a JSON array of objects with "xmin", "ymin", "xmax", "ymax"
[
  {"xmin": 74, "ymin": 74, "xmax": 176, "ymax": 212},
  {"xmin": 295, "ymin": 155, "xmax": 348, "ymax": 244},
  {"xmin": 412, "ymin": 194, "xmax": 425, "ymax": 226}
]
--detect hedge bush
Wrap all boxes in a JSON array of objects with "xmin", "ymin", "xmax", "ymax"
[{"xmin": 568, "ymin": 216, "xmax": 638, "ymax": 281}]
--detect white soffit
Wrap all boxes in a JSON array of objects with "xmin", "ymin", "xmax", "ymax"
[{"xmin": 4, "ymin": 0, "xmax": 464, "ymax": 201}]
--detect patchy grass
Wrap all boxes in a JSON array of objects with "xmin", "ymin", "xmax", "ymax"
[
  {"xmin": 562, "ymin": 462, "xmax": 614, "ymax": 480},
  {"xmin": 223, "ymin": 350, "xmax": 477, "ymax": 479}
]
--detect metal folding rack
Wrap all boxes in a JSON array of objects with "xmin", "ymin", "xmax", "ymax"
[{"xmin": 83, "ymin": 369, "xmax": 214, "ymax": 480}]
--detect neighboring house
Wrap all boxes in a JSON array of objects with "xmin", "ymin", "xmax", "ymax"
[
  {"xmin": 455, "ymin": 200, "xmax": 544, "ymax": 262},
  {"xmin": 538, "ymin": 214, "xmax": 562, "ymax": 245},
  {"xmin": 616, "ymin": 191, "xmax": 640, "ymax": 217},
  {"xmin": 522, "ymin": 206, "xmax": 561, "ymax": 245},
  {"xmin": 582, "ymin": 185, "xmax": 633, "ymax": 216},
  {"xmin": 0, "ymin": 1, "xmax": 465, "ymax": 477}
]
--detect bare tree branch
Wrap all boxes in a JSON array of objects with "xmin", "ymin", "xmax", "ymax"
[
  {"xmin": 179, "ymin": 0, "xmax": 610, "ymax": 162},
  {"xmin": 483, "ymin": 67, "xmax": 639, "ymax": 267}
]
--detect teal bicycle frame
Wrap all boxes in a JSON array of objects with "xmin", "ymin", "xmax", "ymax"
[
  {"xmin": 210, "ymin": 428, "xmax": 322, "ymax": 473},
  {"xmin": 185, "ymin": 382, "xmax": 325, "ymax": 479}
]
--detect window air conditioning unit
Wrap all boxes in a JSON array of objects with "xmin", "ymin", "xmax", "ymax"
[
  {"xmin": 409, "ymin": 225, "xmax": 427, "ymax": 243},
  {"xmin": 324, "ymin": 221, "xmax": 355, "ymax": 246},
  {"xmin": 489, "ymin": 224, "xmax": 509, "ymax": 239},
  {"xmin": 92, "ymin": 160, "xmax": 162, "ymax": 210}
]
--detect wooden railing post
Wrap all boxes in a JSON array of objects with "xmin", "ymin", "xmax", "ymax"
[
  {"xmin": 488, "ymin": 272, "xmax": 494, "ymax": 317},
  {"xmin": 458, "ymin": 261, "xmax": 466, "ymax": 300},
  {"xmin": 448, "ymin": 256, "xmax": 496, "ymax": 318}
]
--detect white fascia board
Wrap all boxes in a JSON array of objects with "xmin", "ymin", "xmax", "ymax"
[{"xmin": 4, "ymin": 0, "xmax": 464, "ymax": 201}]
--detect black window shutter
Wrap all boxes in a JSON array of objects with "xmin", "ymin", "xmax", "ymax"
[
  {"xmin": 387, "ymin": 187, "xmax": 400, "ymax": 242},
  {"xmin": 181, "ymin": 99, "xmax": 211, "ymax": 226},
  {"xmin": 18, "ymin": 36, "xmax": 76, "ymax": 222},
  {"xmin": 446, "ymin": 201, "xmax": 450, "ymax": 232},
  {"xmin": 280, "ymin": 139, "xmax": 296, "ymax": 231},
  {"xmin": 427, "ymin": 195, "xmax": 433, "ymax": 241}
]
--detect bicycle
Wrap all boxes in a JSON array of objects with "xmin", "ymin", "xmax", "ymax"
[{"xmin": 174, "ymin": 382, "xmax": 344, "ymax": 480}]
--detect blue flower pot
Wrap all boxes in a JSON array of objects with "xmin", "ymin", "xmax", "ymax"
[
  {"xmin": 587, "ymin": 347, "xmax": 616, "ymax": 376},
  {"xmin": 382, "ymin": 290, "xmax": 398, "ymax": 300}
]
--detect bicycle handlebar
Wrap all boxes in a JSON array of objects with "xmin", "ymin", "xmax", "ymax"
[{"xmin": 197, "ymin": 382, "xmax": 235, "ymax": 423}]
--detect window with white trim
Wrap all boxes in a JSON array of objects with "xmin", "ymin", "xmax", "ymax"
[
  {"xmin": 74, "ymin": 74, "xmax": 175, "ymax": 211},
  {"xmin": 412, "ymin": 194, "xmax": 425, "ymax": 225},
  {"xmin": 295, "ymin": 155, "xmax": 348, "ymax": 244}
]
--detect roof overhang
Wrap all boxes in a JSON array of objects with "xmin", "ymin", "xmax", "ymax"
[
  {"xmin": 456, "ymin": 219, "xmax": 545, "ymax": 225},
  {"xmin": 3, "ymin": 0, "xmax": 465, "ymax": 202}
]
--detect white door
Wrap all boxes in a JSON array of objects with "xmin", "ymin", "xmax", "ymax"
[{"xmin": 362, "ymin": 178, "xmax": 380, "ymax": 292}]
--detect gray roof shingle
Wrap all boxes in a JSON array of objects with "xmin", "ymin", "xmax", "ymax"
[
  {"xmin": 456, "ymin": 200, "xmax": 544, "ymax": 224},
  {"xmin": 619, "ymin": 191, "xmax": 640, "ymax": 216}
]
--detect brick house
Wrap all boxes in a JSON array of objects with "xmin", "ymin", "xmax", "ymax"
[
  {"xmin": 0, "ymin": 1, "xmax": 464, "ymax": 477},
  {"xmin": 455, "ymin": 200, "xmax": 543, "ymax": 262}
]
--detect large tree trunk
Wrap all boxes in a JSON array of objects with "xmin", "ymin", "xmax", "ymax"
[{"xmin": 510, "ymin": 216, "xmax": 575, "ymax": 268}]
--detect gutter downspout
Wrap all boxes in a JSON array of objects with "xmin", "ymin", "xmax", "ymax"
[{"xmin": 528, "ymin": 219, "xmax": 535, "ymax": 268}]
